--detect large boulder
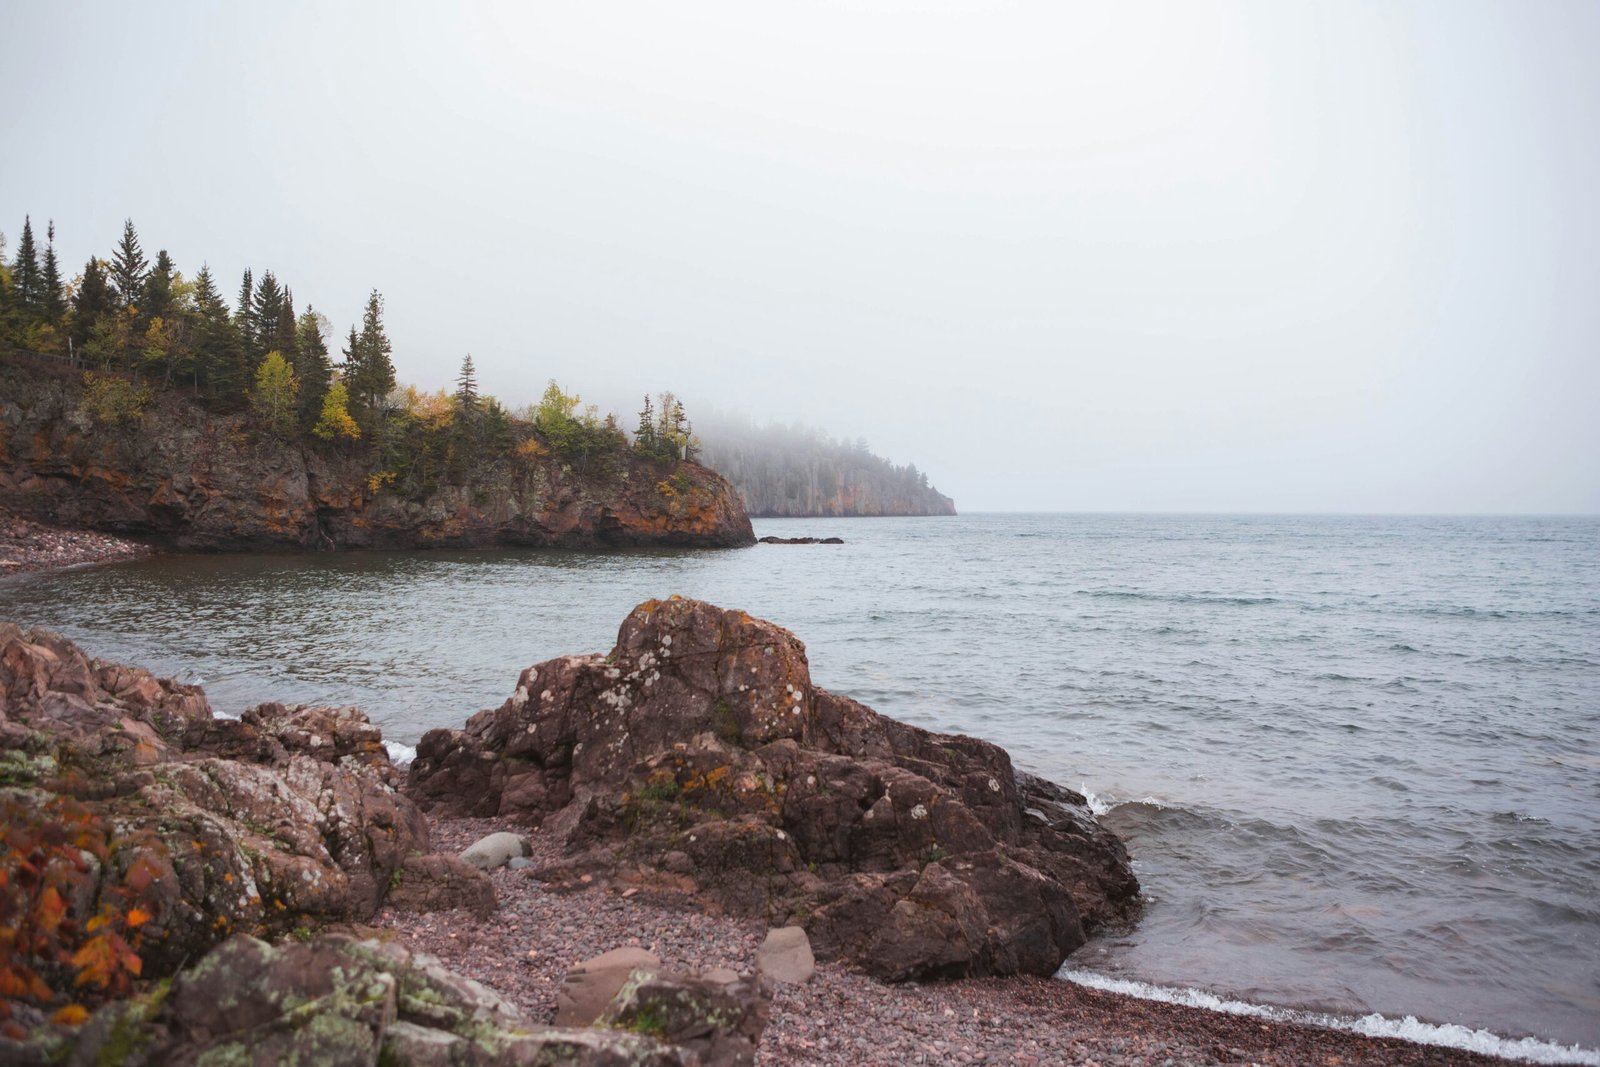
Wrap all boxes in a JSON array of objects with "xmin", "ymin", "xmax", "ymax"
[
  {"xmin": 407, "ymin": 598, "xmax": 1140, "ymax": 980},
  {"xmin": 0, "ymin": 623, "xmax": 489, "ymax": 1018}
]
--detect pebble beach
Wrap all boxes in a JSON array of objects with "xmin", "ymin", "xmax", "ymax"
[{"xmin": 375, "ymin": 817, "xmax": 1510, "ymax": 1067}]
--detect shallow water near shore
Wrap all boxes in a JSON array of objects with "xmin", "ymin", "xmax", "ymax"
[{"xmin": 4, "ymin": 513, "xmax": 1597, "ymax": 1055}]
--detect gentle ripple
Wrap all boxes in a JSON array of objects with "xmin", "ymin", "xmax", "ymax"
[{"xmin": 3, "ymin": 514, "xmax": 1598, "ymax": 1048}]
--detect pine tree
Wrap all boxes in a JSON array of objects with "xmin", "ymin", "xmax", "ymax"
[
  {"xmin": 347, "ymin": 290, "xmax": 395, "ymax": 420},
  {"xmin": 276, "ymin": 289, "xmax": 299, "ymax": 365},
  {"xmin": 454, "ymin": 354, "xmax": 480, "ymax": 416},
  {"xmin": 294, "ymin": 307, "xmax": 332, "ymax": 429},
  {"xmin": 71, "ymin": 258, "xmax": 115, "ymax": 355},
  {"xmin": 193, "ymin": 265, "xmax": 247, "ymax": 401},
  {"xmin": 110, "ymin": 219, "xmax": 149, "ymax": 309},
  {"xmin": 141, "ymin": 249, "xmax": 175, "ymax": 327},
  {"xmin": 634, "ymin": 394, "xmax": 657, "ymax": 455},
  {"xmin": 12, "ymin": 216, "xmax": 41, "ymax": 319},
  {"xmin": 40, "ymin": 222, "xmax": 66, "ymax": 325},
  {"xmin": 234, "ymin": 269, "xmax": 254, "ymax": 353},
  {"xmin": 250, "ymin": 271, "xmax": 284, "ymax": 360}
]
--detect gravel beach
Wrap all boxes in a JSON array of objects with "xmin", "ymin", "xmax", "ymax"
[
  {"xmin": 374, "ymin": 816, "xmax": 1513, "ymax": 1067},
  {"xmin": 0, "ymin": 507, "xmax": 151, "ymax": 575}
]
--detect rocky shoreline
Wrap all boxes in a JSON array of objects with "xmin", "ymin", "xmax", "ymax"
[
  {"xmin": 388, "ymin": 817, "xmax": 1506, "ymax": 1067},
  {"xmin": 0, "ymin": 506, "xmax": 152, "ymax": 576},
  {"xmin": 0, "ymin": 597, "xmax": 1535, "ymax": 1064}
]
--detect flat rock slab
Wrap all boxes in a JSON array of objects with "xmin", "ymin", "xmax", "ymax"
[
  {"xmin": 460, "ymin": 831, "xmax": 529, "ymax": 870},
  {"xmin": 756, "ymin": 926, "xmax": 815, "ymax": 984},
  {"xmin": 557, "ymin": 946, "xmax": 662, "ymax": 1026},
  {"xmin": 757, "ymin": 536, "xmax": 844, "ymax": 544}
]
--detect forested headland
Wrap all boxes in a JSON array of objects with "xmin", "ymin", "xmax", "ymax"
[
  {"xmin": 0, "ymin": 216, "xmax": 751, "ymax": 549},
  {"xmin": 695, "ymin": 411, "xmax": 956, "ymax": 518}
]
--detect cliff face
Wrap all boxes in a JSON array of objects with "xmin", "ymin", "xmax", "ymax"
[{"xmin": 0, "ymin": 358, "xmax": 754, "ymax": 551}]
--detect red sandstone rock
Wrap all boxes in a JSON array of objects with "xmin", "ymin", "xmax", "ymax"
[{"xmin": 406, "ymin": 598, "xmax": 1140, "ymax": 981}]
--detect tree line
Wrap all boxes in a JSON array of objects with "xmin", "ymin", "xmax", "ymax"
[
  {"xmin": 695, "ymin": 412, "xmax": 956, "ymax": 517},
  {"xmin": 0, "ymin": 216, "xmax": 702, "ymax": 497}
]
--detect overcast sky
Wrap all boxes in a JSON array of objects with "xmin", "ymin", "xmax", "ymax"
[{"xmin": 4, "ymin": 1, "xmax": 1596, "ymax": 512}]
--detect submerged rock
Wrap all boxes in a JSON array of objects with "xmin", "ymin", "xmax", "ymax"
[{"xmin": 407, "ymin": 597, "xmax": 1139, "ymax": 980}]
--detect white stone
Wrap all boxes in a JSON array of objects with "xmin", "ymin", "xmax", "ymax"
[{"xmin": 460, "ymin": 831, "xmax": 529, "ymax": 871}]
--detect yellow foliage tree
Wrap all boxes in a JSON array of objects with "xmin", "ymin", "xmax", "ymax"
[
  {"xmin": 312, "ymin": 381, "xmax": 361, "ymax": 442},
  {"xmin": 251, "ymin": 351, "xmax": 299, "ymax": 433}
]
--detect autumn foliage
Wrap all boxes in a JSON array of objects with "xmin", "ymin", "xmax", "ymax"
[{"xmin": 0, "ymin": 793, "xmax": 164, "ymax": 1030}]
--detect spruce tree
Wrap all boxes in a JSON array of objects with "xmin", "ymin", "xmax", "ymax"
[
  {"xmin": 194, "ymin": 265, "xmax": 247, "ymax": 401},
  {"xmin": 294, "ymin": 307, "xmax": 332, "ymax": 430},
  {"xmin": 40, "ymin": 222, "xmax": 66, "ymax": 325},
  {"xmin": 234, "ymin": 269, "xmax": 254, "ymax": 353},
  {"xmin": 12, "ymin": 216, "xmax": 41, "ymax": 319},
  {"xmin": 141, "ymin": 249, "xmax": 175, "ymax": 327},
  {"xmin": 455, "ymin": 354, "xmax": 480, "ymax": 416},
  {"xmin": 348, "ymin": 290, "xmax": 395, "ymax": 419},
  {"xmin": 71, "ymin": 258, "xmax": 115, "ymax": 355},
  {"xmin": 634, "ymin": 394, "xmax": 657, "ymax": 455},
  {"xmin": 250, "ymin": 271, "xmax": 284, "ymax": 360},
  {"xmin": 110, "ymin": 219, "xmax": 149, "ymax": 309},
  {"xmin": 276, "ymin": 290, "xmax": 299, "ymax": 365}
]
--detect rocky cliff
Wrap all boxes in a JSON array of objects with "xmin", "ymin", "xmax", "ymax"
[
  {"xmin": 407, "ymin": 597, "xmax": 1139, "ymax": 981},
  {"xmin": 0, "ymin": 355, "xmax": 754, "ymax": 551}
]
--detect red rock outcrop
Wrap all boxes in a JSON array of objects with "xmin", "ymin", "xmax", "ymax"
[
  {"xmin": 0, "ymin": 356, "xmax": 753, "ymax": 551},
  {"xmin": 0, "ymin": 624, "xmax": 489, "ymax": 1007},
  {"xmin": 406, "ymin": 598, "xmax": 1140, "ymax": 981}
]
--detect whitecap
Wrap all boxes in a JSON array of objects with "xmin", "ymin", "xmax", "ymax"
[
  {"xmin": 384, "ymin": 740, "xmax": 417, "ymax": 766},
  {"xmin": 1058, "ymin": 969, "xmax": 1600, "ymax": 1066}
]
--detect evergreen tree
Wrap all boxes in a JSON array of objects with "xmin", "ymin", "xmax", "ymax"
[
  {"xmin": 70, "ymin": 258, "xmax": 115, "ymax": 355},
  {"xmin": 634, "ymin": 394, "xmax": 657, "ymax": 455},
  {"xmin": 141, "ymin": 249, "xmax": 175, "ymax": 327},
  {"xmin": 454, "ymin": 354, "xmax": 480, "ymax": 417},
  {"xmin": 250, "ymin": 271, "xmax": 284, "ymax": 359},
  {"xmin": 347, "ymin": 290, "xmax": 395, "ymax": 421},
  {"xmin": 192, "ymin": 265, "xmax": 246, "ymax": 400},
  {"xmin": 276, "ymin": 289, "xmax": 299, "ymax": 365},
  {"xmin": 40, "ymin": 222, "xmax": 66, "ymax": 325},
  {"xmin": 234, "ymin": 269, "xmax": 254, "ymax": 353},
  {"xmin": 294, "ymin": 307, "xmax": 332, "ymax": 429},
  {"xmin": 12, "ymin": 216, "xmax": 41, "ymax": 318},
  {"xmin": 110, "ymin": 219, "xmax": 149, "ymax": 308}
]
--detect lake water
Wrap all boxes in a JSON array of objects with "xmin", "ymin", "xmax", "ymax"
[{"xmin": 4, "ymin": 514, "xmax": 1598, "ymax": 1058}]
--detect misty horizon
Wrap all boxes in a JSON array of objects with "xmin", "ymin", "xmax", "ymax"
[{"xmin": 4, "ymin": 1, "xmax": 1596, "ymax": 514}]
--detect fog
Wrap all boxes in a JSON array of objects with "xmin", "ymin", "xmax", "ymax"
[{"xmin": 4, "ymin": 1, "xmax": 1596, "ymax": 512}]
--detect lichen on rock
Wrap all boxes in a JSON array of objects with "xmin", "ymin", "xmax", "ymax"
[{"xmin": 407, "ymin": 597, "xmax": 1140, "ymax": 981}]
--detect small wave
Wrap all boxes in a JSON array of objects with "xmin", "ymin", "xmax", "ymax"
[
  {"xmin": 384, "ymin": 740, "xmax": 417, "ymax": 766},
  {"xmin": 1059, "ymin": 969, "xmax": 1600, "ymax": 1065}
]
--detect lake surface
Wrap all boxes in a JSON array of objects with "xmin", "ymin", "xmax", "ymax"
[{"xmin": 4, "ymin": 514, "xmax": 1598, "ymax": 1056}]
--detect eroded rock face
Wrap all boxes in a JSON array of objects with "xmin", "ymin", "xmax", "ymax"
[
  {"xmin": 45, "ymin": 934, "xmax": 711, "ymax": 1067},
  {"xmin": 407, "ymin": 598, "xmax": 1140, "ymax": 980},
  {"xmin": 0, "ymin": 623, "xmax": 488, "ymax": 1001},
  {"xmin": 0, "ymin": 357, "xmax": 754, "ymax": 551}
]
